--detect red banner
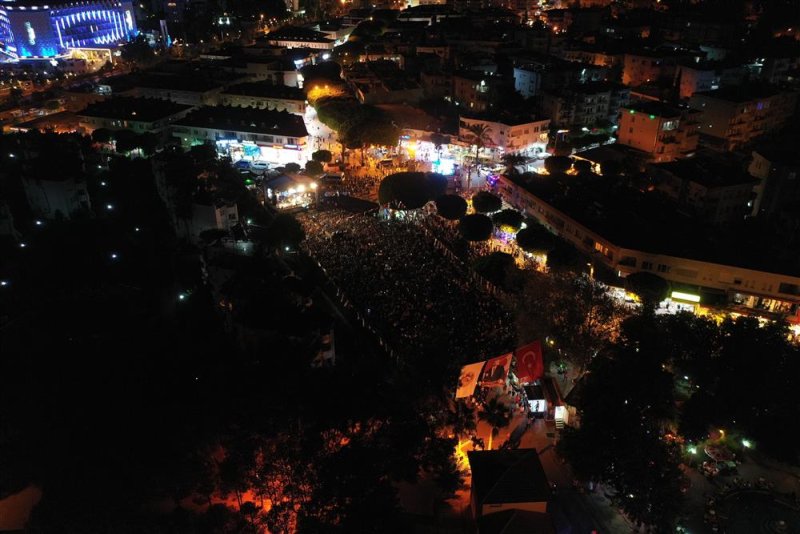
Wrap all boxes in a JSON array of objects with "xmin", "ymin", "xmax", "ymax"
[
  {"xmin": 480, "ymin": 353, "xmax": 512, "ymax": 387},
  {"xmin": 515, "ymin": 340, "xmax": 544, "ymax": 384}
]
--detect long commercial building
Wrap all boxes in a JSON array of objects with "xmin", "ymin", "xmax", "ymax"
[
  {"xmin": 0, "ymin": 0, "xmax": 136, "ymax": 60},
  {"xmin": 496, "ymin": 174, "xmax": 800, "ymax": 322}
]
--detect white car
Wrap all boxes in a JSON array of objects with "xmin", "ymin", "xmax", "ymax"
[{"xmin": 250, "ymin": 161, "xmax": 270, "ymax": 173}]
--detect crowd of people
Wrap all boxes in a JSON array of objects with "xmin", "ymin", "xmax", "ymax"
[{"xmin": 299, "ymin": 209, "xmax": 517, "ymax": 376}]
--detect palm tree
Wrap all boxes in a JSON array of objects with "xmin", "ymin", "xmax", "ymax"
[
  {"xmin": 478, "ymin": 397, "xmax": 511, "ymax": 450},
  {"xmin": 465, "ymin": 123, "xmax": 492, "ymax": 190}
]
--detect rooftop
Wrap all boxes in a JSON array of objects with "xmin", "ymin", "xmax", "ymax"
[
  {"xmin": 506, "ymin": 172, "xmax": 800, "ymax": 277},
  {"xmin": 468, "ymin": 449, "xmax": 550, "ymax": 506},
  {"xmin": 266, "ymin": 26, "xmax": 334, "ymax": 44},
  {"xmin": 651, "ymin": 157, "xmax": 757, "ymax": 189},
  {"xmin": 221, "ymin": 81, "xmax": 305, "ymax": 100},
  {"xmin": 133, "ymin": 74, "xmax": 224, "ymax": 93},
  {"xmin": 77, "ymin": 97, "xmax": 192, "ymax": 123},
  {"xmin": 693, "ymin": 84, "xmax": 784, "ymax": 103},
  {"xmin": 174, "ymin": 106, "xmax": 308, "ymax": 138},
  {"xmin": 622, "ymin": 100, "xmax": 685, "ymax": 118},
  {"xmin": 477, "ymin": 509, "xmax": 555, "ymax": 534}
]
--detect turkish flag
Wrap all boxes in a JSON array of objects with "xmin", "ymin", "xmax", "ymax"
[{"xmin": 515, "ymin": 341, "xmax": 544, "ymax": 384}]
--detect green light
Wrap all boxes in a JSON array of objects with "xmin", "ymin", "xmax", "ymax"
[
  {"xmin": 629, "ymin": 109, "xmax": 635, "ymax": 114},
  {"xmin": 649, "ymin": 114, "xmax": 656, "ymax": 120},
  {"xmin": 687, "ymin": 446, "xmax": 697, "ymax": 454},
  {"xmin": 742, "ymin": 439, "xmax": 753, "ymax": 449}
]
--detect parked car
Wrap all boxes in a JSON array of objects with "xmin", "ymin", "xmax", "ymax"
[
  {"xmin": 234, "ymin": 160, "xmax": 251, "ymax": 171},
  {"xmin": 250, "ymin": 161, "xmax": 270, "ymax": 173}
]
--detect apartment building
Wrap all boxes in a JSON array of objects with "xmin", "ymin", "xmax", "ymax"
[
  {"xmin": 219, "ymin": 82, "xmax": 307, "ymax": 114},
  {"xmin": 458, "ymin": 114, "xmax": 550, "ymax": 155},
  {"xmin": 616, "ymin": 101, "xmax": 699, "ymax": 162},
  {"xmin": 689, "ymin": 85, "xmax": 799, "ymax": 151},
  {"xmin": 495, "ymin": 174, "xmax": 800, "ymax": 321},
  {"xmin": 539, "ymin": 82, "xmax": 630, "ymax": 129}
]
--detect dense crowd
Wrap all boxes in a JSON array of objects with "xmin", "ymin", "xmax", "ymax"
[{"xmin": 299, "ymin": 209, "xmax": 517, "ymax": 376}]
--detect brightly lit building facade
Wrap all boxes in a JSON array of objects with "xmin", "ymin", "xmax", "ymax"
[{"xmin": 0, "ymin": 0, "xmax": 136, "ymax": 61}]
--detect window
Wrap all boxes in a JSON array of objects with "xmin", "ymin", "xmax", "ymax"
[
  {"xmin": 642, "ymin": 261, "xmax": 653, "ymax": 270},
  {"xmin": 657, "ymin": 264, "xmax": 671, "ymax": 273}
]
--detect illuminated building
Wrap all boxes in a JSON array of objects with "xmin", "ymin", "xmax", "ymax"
[
  {"xmin": 171, "ymin": 105, "xmax": 309, "ymax": 166},
  {"xmin": 616, "ymin": 101, "xmax": 700, "ymax": 163},
  {"xmin": 0, "ymin": 0, "xmax": 137, "ymax": 61}
]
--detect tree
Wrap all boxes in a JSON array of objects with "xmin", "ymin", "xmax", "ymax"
[
  {"xmin": 544, "ymin": 155, "xmax": 573, "ymax": 175},
  {"xmin": 378, "ymin": 172, "xmax": 431, "ymax": 209},
  {"xmin": 435, "ymin": 195, "xmax": 467, "ymax": 220},
  {"xmin": 573, "ymin": 159, "xmax": 593, "ymax": 175},
  {"xmin": 471, "ymin": 191, "xmax": 502, "ymax": 214},
  {"xmin": 474, "ymin": 252, "xmax": 519, "ymax": 289},
  {"xmin": 91, "ymin": 128, "xmax": 113, "ymax": 144},
  {"xmin": 113, "ymin": 129, "xmax": 139, "ymax": 153},
  {"xmin": 515, "ymin": 225, "xmax": 555, "ymax": 254},
  {"xmin": 477, "ymin": 397, "xmax": 510, "ymax": 449},
  {"xmin": 458, "ymin": 214, "xmax": 493, "ymax": 241},
  {"xmin": 624, "ymin": 272, "xmax": 669, "ymax": 312},
  {"xmin": 546, "ymin": 241, "xmax": 585, "ymax": 273},
  {"xmin": 430, "ymin": 132, "xmax": 448, "ymax": 160},
  {"xmin": 311, "ymin": 150, "xmax": 332, "ymax": 163},
  {"xmin": 284, "ymin": 162, "xmax": 301, "ymax": 174},
  {"xmin": 492, "ymin": 209, "xmax": 524, "ymax": 232},
  {"xmin": 266, "ymin": 213, "xmax": 305, "ymax": 249},
  {"xmin": 137, "ymin": 132, "xmax": 158, "ymax": 156},
  {"xmin": 305, "ymin": 160, "xmax": 324, "ymax": 177},
  {"xmin": 465, "ymin": 123, "xmax": 492, "ymax": 190},
  {"xmin": 557, "ymin": 330, "xmax": 683, "ymax": 530}
]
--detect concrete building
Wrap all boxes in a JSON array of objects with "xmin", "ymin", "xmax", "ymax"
[
  {"xmin": 689, "ymin": 85, "xmax": 799, "ymax": 151},
  {"xmin": 495, "ymin": 174, "xmax": 800, "ymax": 321},
  {"xmin": 451, "ymin": 71, "xmax": 504, "ymax": 112},
  {"xmin": 673, "ymin": 61, "xmax": 746, "ymax": 100},
  {"xmin": 513, "ymin": 65, "xmax": 542, "ymax": 98},
  {"xmin": 468, "ymin": 449, "xmax": 551, "ymax": 519},
  {"xmin": 616, "ymin": 101, "xmax": 699, "ymax": 162},
  {"xmin": 748, "ymin": 148, "xmax": 800, "ymax": 219},
  {"xmin": 219, "ymin": 82, "xmax": 306, "ymax": 114},
  {"xmin": 130, "ymin": 74, "xmax": 225, "ymax": 106},
  {"xmin": 77, "ymin": 97, "xmax": 193, "ymax": 134},
  {"xmin": 172, "ymin": 106, "xmax": 309, "ymax": 166},
  {"xmin": 459, "ymin": 114, "xmax": 550, "ymax": 155},
  {"xmin": 539, "ymin": 81, "xmax": 630, "ymax": 129},
  {"xmin": 265, "ymin": 26, "xmax": 335, "ymax": 50},
  {"xmin": 648, "ymin": 157, "xmax": 757, "ymax": 224},
  {"xmin": 622, "ymin": 49, "xmax": 700, "ymax": 87},
  {"xmin": 344, "ymin": 60, "xmax": 424, "ymax": 105}
]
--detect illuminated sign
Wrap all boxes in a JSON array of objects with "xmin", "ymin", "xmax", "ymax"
[{"xmin": 671, "ymin": 291, "xmax": 700, "ymax": 303}]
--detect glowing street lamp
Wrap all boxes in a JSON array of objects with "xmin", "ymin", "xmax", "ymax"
[{"xmin": 742, "ymin": 439, "xmax": 753, "ymax": 449}]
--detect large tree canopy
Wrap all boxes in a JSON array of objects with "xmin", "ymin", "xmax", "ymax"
[
  {"xmin": 492, "ymin": 209, "xmax": 524, "ymax": 232},
  {"xmin": 544, "ymin": 156, "xmax": 573, "ymax": 175},
  {"xmin": 515, "ymin": 224, "xmax": 555, "ymax": 254},
  {"xmin": 435, "ymin": 195, "xmax": 468, "ymax": 220},
  {"xmin": 458, "ymin": 214, "xmax": 493, "ymax": 241},
  {"xmin": 625, "ymin": 272, "xmax": 670, "ymax": 310},
  {"xmin": 378, "ymin": 172, "xmax": 434, "ymax": 209},
  {"xmin": 471, "ymin": 191, "xmax": 502, "ymax": 214}
]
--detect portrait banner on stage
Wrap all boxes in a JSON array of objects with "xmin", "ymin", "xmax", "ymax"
[
  {"xmin": 480, "ymin": 353, "xmax": 513, "ymax": 387},
  {"xmin": 456, "ymin": 360, "xmax": 486, "ymax": 398},
  {"xmin": 515, "ymin": 340, "xmax": 544, "ymax": 384}
]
